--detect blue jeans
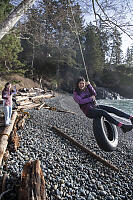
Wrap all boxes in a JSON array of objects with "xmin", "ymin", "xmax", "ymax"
[
  {"xmin": 4, "ymin": 106, "xmax": 12, "ymax": 125},
  {"xmin": 87, "ymin": 105, "xmax": 130, "ymax": 126}
]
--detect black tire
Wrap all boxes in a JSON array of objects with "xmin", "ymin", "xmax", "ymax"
[{"xmin": 93, "ymin": 117, "xmax": 118, "ymax": 152}]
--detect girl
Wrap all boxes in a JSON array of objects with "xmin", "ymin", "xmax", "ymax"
[
  {"xmin": 73, "ymin": 77, "xmax": 133, "ymax": 133},
  {"xmin": 2, "ymin": 82, "xmax": 17, "ymax": 126}
]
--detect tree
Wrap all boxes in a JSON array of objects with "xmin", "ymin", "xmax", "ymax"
[
  {"xmin": 0, "ymin": 32, "xmax": 24, "ymax": 71},
  {"xmin": 77, "ymin": 0, "xmax": 133, "ymax": 40},
  {"xmin": 0, "ymin": 0, "xmax": 37, "ymax": 40},
  {"xmin": 125, "ymin": 46, "xmax": 133, "ymax": 67},
  {"xmin": 0, "ymin": 0, "xmax": 24, "ymax": 72},
  {"xmin": 19, "ymin": 0, "xmax": 84, "ymax": 78},
  {"xmin": 84, "ymin": 23, "xmax": 104, "ymax": 79},
  {"xmin": 109, "ymin": 27, "xmax": 123, "ymax": 66},
  {"xmin": 0, "ymin": 0, "xmax": 13, "ymax": 23}
]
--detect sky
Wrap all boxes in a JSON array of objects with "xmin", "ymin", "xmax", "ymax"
[
  {"xmin": 83, "ymin": 0, "xmax": 133, "ymax": 57},
  {"xmin": 122, "ymin": 34, "xmax": 133, "ymax": 56},
  {"xmin": 10, "ymin": 0, "xmax": 133, "ymax": 56}
]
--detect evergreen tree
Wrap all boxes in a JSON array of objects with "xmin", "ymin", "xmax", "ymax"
[
  {"xmin": 125, "ymin": 46, "xmax": 133, "ymax": 68},
  {"xmin": 0, "ymin": 0, "xmax": 24, "ymax": 72},
  {"xmin": 20, "ymin": 0, "xmax": 84, "ymax": 77},
  {"xmin": 0, "ymin": 32, "xmax": 24, "ymax": 71},
  {"xmin": 38, "ymin": 0, "xmax": 84, "ymax": 66},
  {"xmin": 96, "ymin": 20, "xmax": 110, "ymax": 63},
  {"xmin": 109, "ymin": 27, "xmax": 123, "ymax": 66},
  {"xmin": 84, "ymin": 23, "xmax": 104, "ymax": 79},
  {"xmin": 0, "ymin": 0, "xmax": 13, "ymax": 23}
]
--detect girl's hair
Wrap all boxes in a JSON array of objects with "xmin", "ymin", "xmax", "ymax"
[
  {"xmin": 75, "ymin": 77, "xmax": 85, "ymax": 94},
  {"xmin": 5, "ymin": 82, "xmax": 11, "ymax": 89}
]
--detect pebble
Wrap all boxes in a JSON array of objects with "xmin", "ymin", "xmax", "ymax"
[{"xmin": 2, "ymin": 93, "xmax": 133, "ymax": 199}]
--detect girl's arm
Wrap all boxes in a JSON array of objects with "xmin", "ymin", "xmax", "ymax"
[
  {"xmin": 11, "ymin": 85, "xmax": 17, "ymax": 95},
  {"xmin": 2, "ymin": 90, "xmax": 8, "ymax": 99},
  {"xmin": 87, "ymin": 83, "xmax": 97, "ymax": 96},
  {"xmin": 73, "ymin": 90, "xmax": 93, "ymax": 105}
]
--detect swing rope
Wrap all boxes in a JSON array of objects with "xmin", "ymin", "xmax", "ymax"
[{"xmin": 68, "ymin": 0, "xmax": 89, "ymax": 81}]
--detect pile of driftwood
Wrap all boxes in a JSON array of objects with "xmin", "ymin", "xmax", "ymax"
[
  {"xmin": 0, "ymin": 88, "xmax": 55, "ymax": 128},
  {"xmin": 15, "ymin": 87, "xmax": 54, "ymax": 110}
]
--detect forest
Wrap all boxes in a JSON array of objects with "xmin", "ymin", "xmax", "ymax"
[{"xmin": 0, "ymin": 0, "xmax": 133, "ymax": 97}]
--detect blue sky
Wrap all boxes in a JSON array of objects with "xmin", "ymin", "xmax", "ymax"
[
  {"xmin": 83, "ymin": 0, "xmax": 133, "ymax": 56},
  {"xmin": 10, "ymin": 0, "xmax": 133, "ymax": 55}
]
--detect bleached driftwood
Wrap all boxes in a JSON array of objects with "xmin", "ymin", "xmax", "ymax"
[
  {"xmin": 17, "ymin": 103, "xmax": 40, "ymax": 110},
  {"xmin": 0, "ymin": 111, "xmax": 17, "ymax": 165},
  {"xmin": 19, "ymin": 100, "xmax": 33, "ymax": 106},
  {"xmin": 33, "ymin": 88, "xmax": 44, "ymax": 92},
  {"xmin": 18, "ymin": 92, "xmax": 37, "ymax": 96},
  {"xmin": 36, "ymin": 102, "xmax": 45, "ymax": 110},
  {"xmin": 15, "ymin": 96, "xmax": 29, "ymax": 102},
  {"xmin": 30, "ymin": 93, "xmax": 53, "ymax": 100}
]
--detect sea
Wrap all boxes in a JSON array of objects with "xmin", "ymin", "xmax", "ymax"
[
  {"xmin": 97, "ymin": 99, "xmax": 133, "ymax": 116},
  {"xmin": 97, "ymin": 99, "xmax": 133, "ymax": 149}
]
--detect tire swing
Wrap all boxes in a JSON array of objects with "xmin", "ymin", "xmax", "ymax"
[
  {"xmin": 68, "ymin": 1, "xmax": 118, "ymax": 152},
  {"xmin": 93, "ymin": 117, "xmax": 118, "ymax": 152}
]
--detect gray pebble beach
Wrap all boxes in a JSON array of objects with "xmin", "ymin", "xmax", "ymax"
[{"xmin": 1, "ymin": 92, "xmax": 133, "ymax": 199}]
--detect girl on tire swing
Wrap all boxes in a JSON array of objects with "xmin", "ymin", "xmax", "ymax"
[{"xmin": 73, "ymin": 77, "xmax": 133, "ymax": 133}]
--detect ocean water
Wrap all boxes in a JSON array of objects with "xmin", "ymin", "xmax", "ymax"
[
  {"xmin": 97, "ymin": 99, "xmax": 133, "ymax": 116},
  {"xmin": 97, "ymin": 99, "xmax": 133, "ymax": 149}
]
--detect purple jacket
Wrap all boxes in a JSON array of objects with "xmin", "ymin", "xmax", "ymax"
[
  {"xmin": 73, "ymin": 84, "xmax": 97, "ymax": 116},
  {"xmin": 2, "ymin": 87, "xmax": 17, "ymax": 106}
]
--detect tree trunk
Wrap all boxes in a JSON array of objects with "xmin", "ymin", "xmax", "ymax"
[
  {"xmin": 0, "ymin": 0, "xmax": 37, "ymax": 40},
  {"xmin": 18, "ymin": 160, "xmax": 46, "ymax": 200}
]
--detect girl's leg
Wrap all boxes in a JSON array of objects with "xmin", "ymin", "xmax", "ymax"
[
  {"xmin": 87, "ymin": 107, "xmax": 120, "ymax": 126},
  {"xmin": 9, "ymin": 106, "xmax": 12, "ymax": 121},
  {"xmin": 4, "ymin": 106, "xmax": 10, "ymax": 125},
  {"xmin": 87, "ymin": 107, "xmax": 133, "ymax": 133},
  {"xmin": 98, "ymin": 105, "xmax": 130, "ymax": 119}
]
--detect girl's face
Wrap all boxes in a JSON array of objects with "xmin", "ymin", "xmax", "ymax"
[{"xmin": 78, "ymin": 80, "xmax": 86, "ymax": 90}]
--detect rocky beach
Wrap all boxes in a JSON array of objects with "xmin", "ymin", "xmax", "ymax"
[{"xmin": 0, "ymin": 92, "xmax": 133, "ymax": 200}]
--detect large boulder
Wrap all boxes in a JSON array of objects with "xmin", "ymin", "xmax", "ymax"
[{"xmin": 96, "ymin": 87, "xmax": 123, "ymax": 100}]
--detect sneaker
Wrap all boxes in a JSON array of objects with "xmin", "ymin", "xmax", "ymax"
[
  {"xmin": 121, "ymin": 124, "xmax": 133, "ymax": 133},
  {"xmin": 130, "ymin": 118, "xmax": 133, "ymax": 125}
]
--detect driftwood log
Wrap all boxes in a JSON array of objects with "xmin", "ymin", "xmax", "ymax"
[
  {"xmin": 17, "ymin": 103, "xmax": 40, "ymax": 110},
  {"xmin": 0, "ymin": 111, "xmax": 17, "ymax": 165},
  {"xmin": 30, "ymin": 93, "xmax": 53, "ymax": 101},
  {"xmin": 17, "ymin": 115, "xmax": 27, "ymax": 129},
  {"xmin": 19, "ymin": 100, "xmax": 33, "ymax": 106},
  {"xmin": 1, "ymin": 173, "xmax": 8, "ymax": 193},
  {"xmin": 8, "ymin": 125, "xmax": 20, "ymax": 152},
  {"xmin": 17, "ymin": 92, "xmax": 37, "ymax": 96},
  {"xmin": 36, "ymin": 103, "xmax": 45, "ymax": 110},
  {"xmin": 15, "ymin": 96, "xmax": 30, "ymax": 102},
  {"xmin": 18, "ymin": 160, "xmax": 46, "ymax": 200},
  {"xmin": 43, "ymin": 105, "xmax": 76, "ymax": 115},
  {"xmin": 52, "ymin": 126, "xmax": 119, "ymax": 172}
]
